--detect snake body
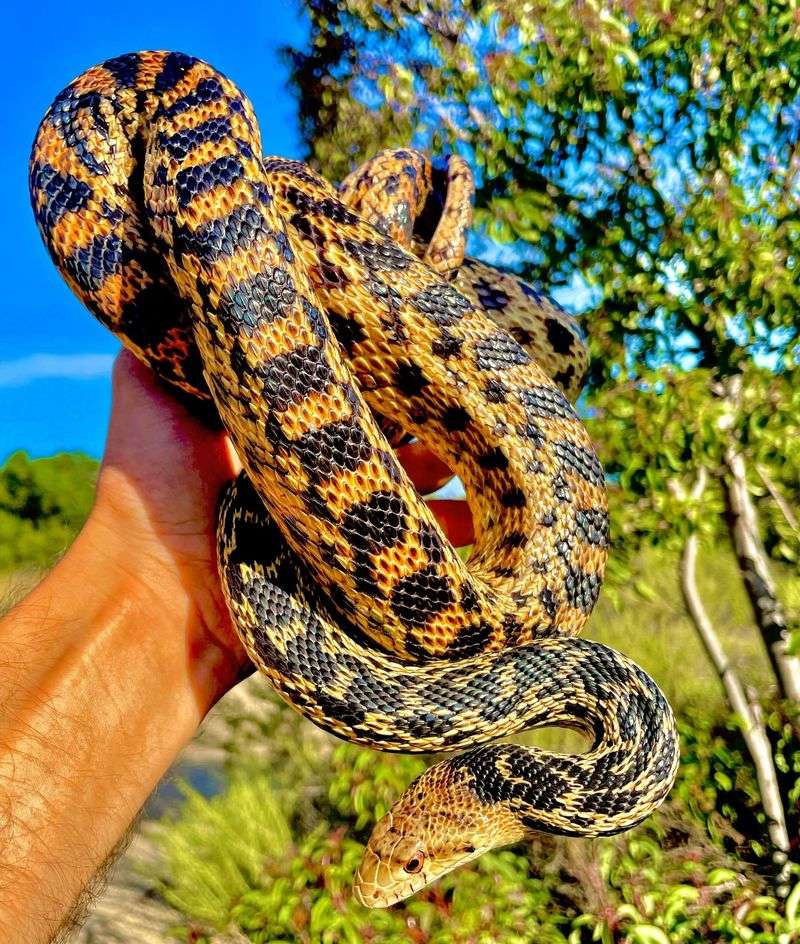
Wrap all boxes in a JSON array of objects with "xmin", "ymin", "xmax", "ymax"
[{"xmin": 29, "ymin": 51, "xmax": 679, "ymax": 907}]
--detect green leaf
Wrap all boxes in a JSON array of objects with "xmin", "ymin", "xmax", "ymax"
[
  {"xmin": 627, "ymin": 926, "xmax": 671, "ymax": 944},
  {"xmin": 786, "ymin": 881, "xmax": 800, "ymax": 928}
]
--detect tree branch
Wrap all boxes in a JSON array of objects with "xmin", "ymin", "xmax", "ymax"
[
  {"xmin": 715, "ymin": 376, "xmax": 800, "ymax": 703},
  {"xmin": 724, "ymin": 448, "xmax": 800, "ymax": 703},
  {"xmin": 676, "ymin": 469, "xmax": 791, "ymax": 883},
  {"xmin": 755, "ymin": 463, "xmax": 800, "ymax": 536}
]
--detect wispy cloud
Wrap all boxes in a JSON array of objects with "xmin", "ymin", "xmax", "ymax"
[{"xmin": 0, "ymin": 353, "xmax": 115, "ymax": 387}]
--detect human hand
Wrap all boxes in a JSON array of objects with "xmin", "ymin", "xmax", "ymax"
[
  {"xmin": 92, "ymin": 351, "xmax": 474, "ymax": 709},
  {"xmin": 395, "ymin": 440, "xmax": 474, "ymax": 549},
  {"xmin": 91, "ymin": 349, "xmax": 249, "ymax": 703},
  {"xmin": 0, "ymin": 346, "xmax": 474, "ymax": 944}
]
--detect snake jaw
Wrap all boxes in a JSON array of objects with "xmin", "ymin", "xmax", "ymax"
[
  {"xmin": 353, "ymin": 821, "xmax": 492, "ymax": 908},
  {"xmin": 353, "ymin": 766, "xmax": 519, "ymax": 908}
]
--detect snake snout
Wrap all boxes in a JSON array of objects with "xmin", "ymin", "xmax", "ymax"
[
  {"xmin": 353, "ymin": 813, "xmax": 429, "ymax": 908},
  {"xmin": 354, "ymin": 767, "xmax": 512, "ymax": 907}
]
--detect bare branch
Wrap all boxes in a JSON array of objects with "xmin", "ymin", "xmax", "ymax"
[
  {"xmin": 755, "ymin": 463, "xmax": 800, "ymax": 536},
  {"xmin": 678, "ymin": 469, "xmax": 791, "ymax": 877},
  {"xmin": 724, "ymin": 444, "xmax": 800, "ymax": 703}
]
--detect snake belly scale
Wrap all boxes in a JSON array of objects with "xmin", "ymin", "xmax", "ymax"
[{"xmin": 29, "ymin": 51, "xmax": 679, "ymax": 907}]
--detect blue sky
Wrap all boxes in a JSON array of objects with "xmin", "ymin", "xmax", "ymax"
[{"xmin": 3, "ymin": 1, "xmax": 307, "ymax": 461}]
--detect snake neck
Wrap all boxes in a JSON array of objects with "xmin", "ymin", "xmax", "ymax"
[{"xmin": 352, "ymin": 648, "xmax": 679, "ymax": 907}]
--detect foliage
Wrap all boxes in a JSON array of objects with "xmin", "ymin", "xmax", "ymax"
[
  {"xmin": 768, "ymin": 700, "xmax": 800, "ymax": 843},
  {"xmin": 673, "ymin": 711, "xmax": 791, "ymax": 862},
  {"xmin": 288, "ymin": 1, "xmax": 800, "ymax": 567},
  {"xmin": 588, "ymin": 365, "xmax": 800, "ymax": 571},
  {"xmin": 0, "ymin": 450, "xmax": 98, "ymax": 570},
  {"xmin": 289, "ymin": 1, "xmax": 799, "ymax": 380},
  {"xmin": 146, "ymin": 706, "xmax": 800, "ymax": 943}
]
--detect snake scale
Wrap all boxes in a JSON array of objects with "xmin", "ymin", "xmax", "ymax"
[{"xmin": 29, "ymin": 51, "xmax": 679, "ymax": 907}]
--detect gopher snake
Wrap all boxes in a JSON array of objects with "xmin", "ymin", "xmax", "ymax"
[{"xmin": 29, "ymin": 51, "xmax": 679, "ymax": 907}]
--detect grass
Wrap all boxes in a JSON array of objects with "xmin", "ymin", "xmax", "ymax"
[
  {"xmin": 588, "ymin": 540, "xmax": 791, "ymax": 716},
  {"xmin": 149, "ymin": 771, "xmax": 295, "ymax": 927}
]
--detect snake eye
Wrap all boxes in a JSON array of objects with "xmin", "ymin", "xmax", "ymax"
[{"xmin": 403, "ymin": 851, "xmax": 425, "ymax": 874}]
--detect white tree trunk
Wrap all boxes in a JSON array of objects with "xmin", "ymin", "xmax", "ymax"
[
  {"xmin": 679, "ymin": 472, "xmax": 791, "ymax": 882},
  {"xmin": 756, "ymin": 463, "xmax": 799, "ymax": 536},
  {"xmin": 724, "ymin": 445, "xmax": 800, "ymax": 703}
]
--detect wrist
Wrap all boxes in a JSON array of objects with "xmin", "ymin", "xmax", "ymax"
[{"xmin": 0, "ymin": 503, "xmax": 241, "ymax": 942}]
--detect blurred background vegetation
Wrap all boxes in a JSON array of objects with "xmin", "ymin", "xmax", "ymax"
[{"xmin": 4, "ymin": 1, "xmax": 800, "ymax": 941}]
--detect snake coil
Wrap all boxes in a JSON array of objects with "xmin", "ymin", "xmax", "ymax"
[{"xmin": 29, "ymin": 51, "xmax": 679, "ymax": 907}]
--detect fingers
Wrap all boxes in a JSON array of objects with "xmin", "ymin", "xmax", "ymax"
[
  {"xmin": 395, "ymin": 441, "xmax": 473, "ymax": 548},
  {"xmin": 396, "ymin": 441, "xmax": 454, "ymax": 495},
  {"xmin": 111, "ymin": 347, "xmax": 151, "ymax": 389},
  {"xmin": 427, "ymin": 499, "xmax": 474, "ymax": 549}
]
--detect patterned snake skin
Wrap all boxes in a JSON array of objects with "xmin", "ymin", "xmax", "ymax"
[{"xmin": 29, "ymin": 51, "xmax": 679, "ymax": 907}]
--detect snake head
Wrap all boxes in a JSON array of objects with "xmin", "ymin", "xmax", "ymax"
[{"xmin": 353, "ymin": 759, "xmax": 523, "ymax": 908}]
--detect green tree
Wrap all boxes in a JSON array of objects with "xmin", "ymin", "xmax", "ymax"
[
  {"xmin": 288, "ymin": 0, "xmax": 800, "ymax": 876},
  {"xmin": 0, "ymin": 451, "xmax": 98, "ymax": 571}
]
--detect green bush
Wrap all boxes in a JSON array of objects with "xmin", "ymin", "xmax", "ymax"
[
  {"xmin": 0, "ymin": 450, "xmax": 98, "ymax": 570},
  {"xmin": 152, "ymin": 771, "xmax": 294, "ymax": 929},
  {"xmin": 146, "ymin": 706, "xmax": 800, "ymax": 943}
]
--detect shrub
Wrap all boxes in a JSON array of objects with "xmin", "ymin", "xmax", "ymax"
[
  {"xmin": 0, "ymin": 450, "xmax": 98, "ymax": 570},
  {"xmin": 146, "ymin": 705, "xmax": 800, "ymax": 943}
]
